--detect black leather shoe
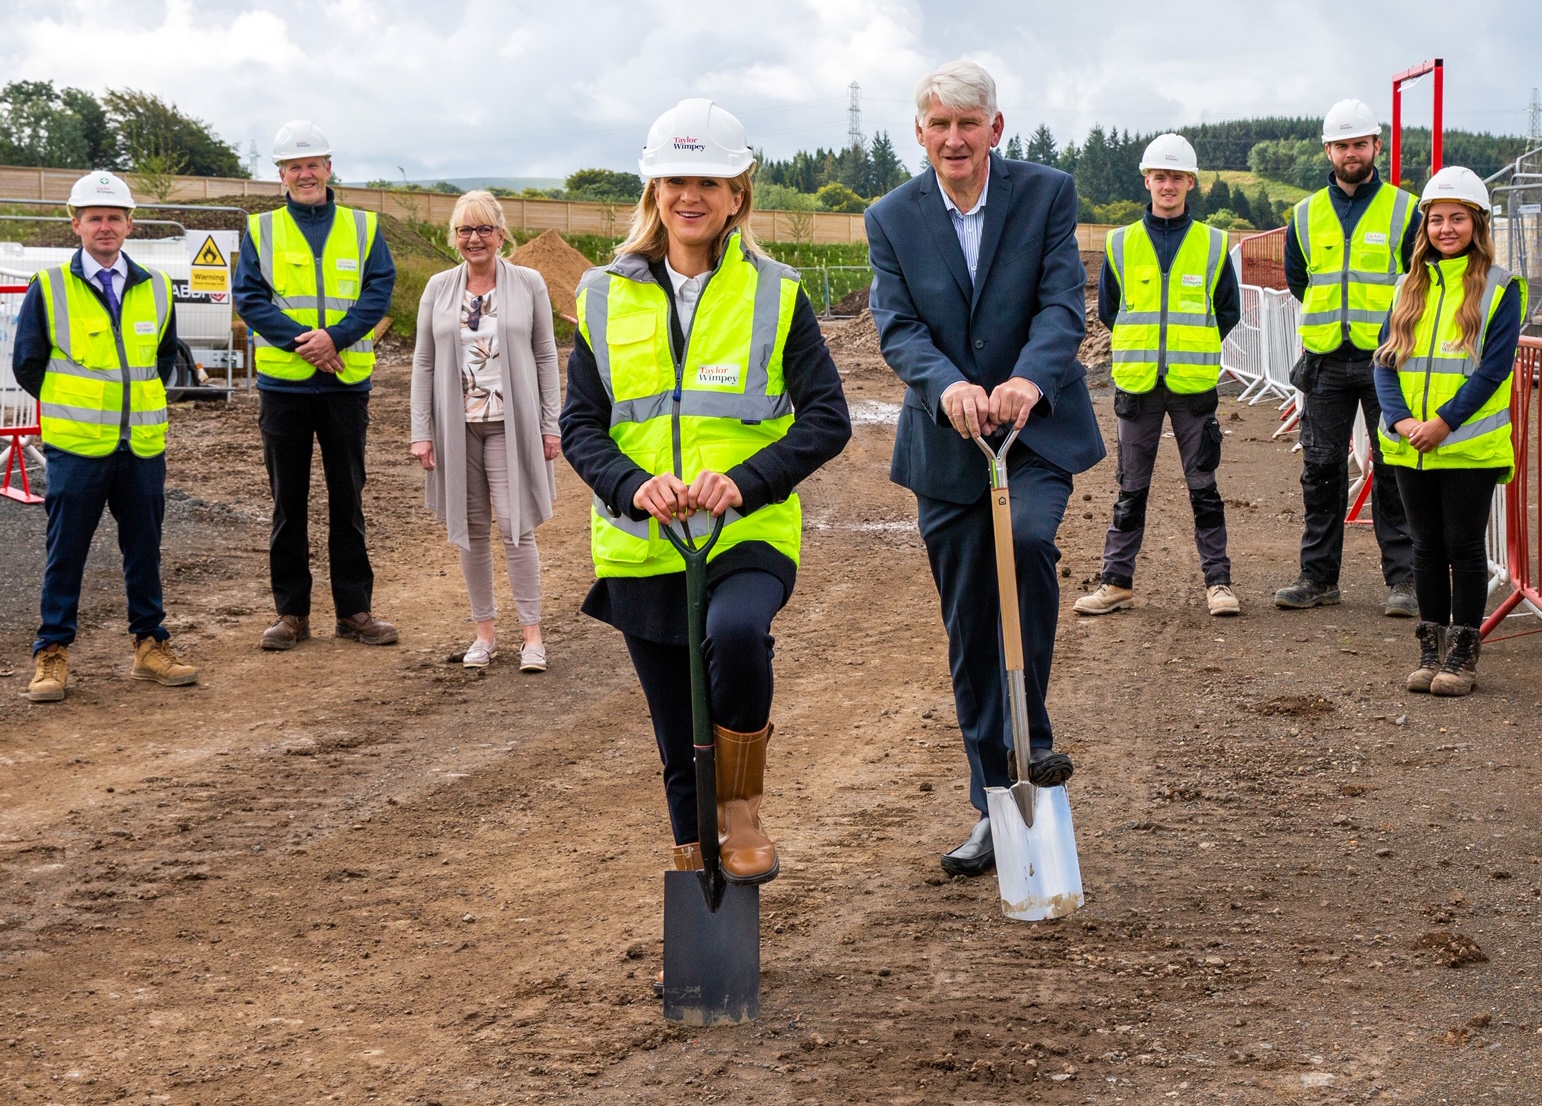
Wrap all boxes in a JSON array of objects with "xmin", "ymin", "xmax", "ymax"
[
  {"xmin": 1028, "ymin": 748, "xmax": 1074, "ymax": 787},
  {"xmin": 940, "ymin": 817, "xmax": 994, "ymax": 877}
]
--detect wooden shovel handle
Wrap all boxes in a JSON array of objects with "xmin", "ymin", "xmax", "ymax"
[{"xmin": 990, "ymin": 489, "xmax": 1025, "ymax": 673}]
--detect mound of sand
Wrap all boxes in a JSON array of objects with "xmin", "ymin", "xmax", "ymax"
[{"xmin": 512, "ymin": 229, "xmax": 595, "ymax": 321}]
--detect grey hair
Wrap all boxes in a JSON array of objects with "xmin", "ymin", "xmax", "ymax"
[{"xmin": 914, "ymin": 60, "xmax": 998, "ymax": 121}]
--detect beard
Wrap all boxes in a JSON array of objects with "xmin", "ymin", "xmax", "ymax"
[{"xmin": 1336, "ymin": 159, "xmax": 1375, "ymax": 186}]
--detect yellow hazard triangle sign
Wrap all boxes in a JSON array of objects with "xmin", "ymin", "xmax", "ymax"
[{"xmin": 192, "ymin": 236, "xmax": 226, "ymax": 267}]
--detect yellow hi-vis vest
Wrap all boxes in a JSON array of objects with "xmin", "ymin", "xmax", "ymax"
[
  {"xmin": 1377, "ymin": 256, "xmax": 1528, "ymax": 483},
  {"xmin": 1292, "ymin": 182, "xmax": 1416, "ymax": 353},
  {"xmin": 576, "ymin": 233, "xmax": 802, "ymax": 577},
  {"xmin": 1106, "ymin": 220, "xmax": 1227, "ymax": 395},
  {"xmin": 247, "ymin": 203, "xmax": 378, "ymax": 384},
  {"xmin": 35, "ymin": 262, "xmax": 171, "ymax": 458}
]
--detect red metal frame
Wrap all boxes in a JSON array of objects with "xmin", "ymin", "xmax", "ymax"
[
  {"xmin": 1236, "ymin": 227, "xmax": 1288, "ymax": 291},
  {"xmin": 1, "ymin": 282, "xmax": 44, "ymax": 504},
  {"xmin": 1390, "ymin": 58, "xmax": 1443, "ymax": 187},
  {"xmin": 1481, "ymin": 337, "xmax": 1542, "ymax": 641}
]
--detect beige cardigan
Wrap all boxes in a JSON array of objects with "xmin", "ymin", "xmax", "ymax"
[{"xmin": 410, "ymin": 260, "xmax": 559, "ymax": 550}]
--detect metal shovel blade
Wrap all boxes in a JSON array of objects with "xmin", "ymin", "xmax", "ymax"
[
  {"xmin": 662, "ymin": 871, "xmax": 760, "ymax": 1025},
  {"xmin": 986, "ymin": 783, "xmax": 1084, "ymax": 922}
]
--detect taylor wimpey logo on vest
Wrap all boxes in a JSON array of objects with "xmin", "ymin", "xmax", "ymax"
[
  {"xmin": 673, "ymin": 136, "xmax": 706, "ymax": 153},
  {"xmin": 697, "ymin": 363, "xmax": 742, "ymax": 388}
]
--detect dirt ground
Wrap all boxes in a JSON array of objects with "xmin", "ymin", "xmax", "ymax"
[{"xmin": 2, "ymin": 328, "xmax": 1540, "ymax": 1105}]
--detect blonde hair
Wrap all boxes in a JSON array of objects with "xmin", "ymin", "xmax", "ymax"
[
  {"xmin": 447, "ymin": 189, "xmax": 510, "ymax": 257},
  {"xmin": 1375, "ymin": 203, "xmax": 1496, "ymax": 369},
  {"xmin": 613, "ymin": 170, "xmax": 764, "ymax": 264},
  {"xmin": 915, "ymin": 60, "xmax": 998, "ymax": 122}
]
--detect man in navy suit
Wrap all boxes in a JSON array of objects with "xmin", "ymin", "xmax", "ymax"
[{"xmin": 866, "ymin": 60, "xmax": 1106, "ymax": 877}]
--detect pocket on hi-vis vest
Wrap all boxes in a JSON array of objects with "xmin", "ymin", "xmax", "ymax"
[{"xmin": 693, "ymin": 363, "xmax": 744, "ymax": 390}]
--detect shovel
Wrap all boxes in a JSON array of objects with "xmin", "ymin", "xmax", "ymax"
[
  {"xmin": 973, "ymin": 431, "xmax": 1085, "ymax": 923},
  {"xmin": 658, "ymin": 512, "xmax": 760, "ymax": 1025}
]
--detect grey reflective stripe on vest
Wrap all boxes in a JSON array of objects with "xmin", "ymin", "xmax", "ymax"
[
  {"xmin": 578, "ymin": 268, "xmax": 613, "ymax": 391},
  {"xmin": 1301, "ymin": 308, "xmax": 1388, "ymax": 326},
  {"xmin": 1292, "ymin": 202, "xmax": 1311, "ymax": 267},
  {"xmin": 1109, "ymin": 227, "xmax": 1126, "ymax": 289},
  {"xmin": 1386, "ymin": 190, "xmax": 1412, "ymax": 275},
  {"xmin": 149, "ymin": 268, "xmax": 170, "ymax": 331},
  {"xmin": 351, "ymin": 208, "xmax": 370, "ymax": 263},
  {"xmin": 1473, "ymin": 266, "xmax": 1510, "ymax": 362},
  {"xmin": 1444, "ymin": 408, "xmax": 1510, "ymax": 445},
  {"xmin": 273, "ymin": 294, "xmax": 358, "ymax": 312},
  {"xmin": 744, "ymin": 253, "xmax": 794, "ymax": 396},
  {"xmin": 253, "ymin": 335, "xmax": 372, "ymax": 353},
  {"xmin": 592, "ymin": 492, "xmax": 746, "ymax": 540},
  {"xmin": 1112, "ymin": 348, "xmax": 1221, "ymax": 366},
  {"xmin": 1203, "ymin": 226, "xmax": 1224, "ymax": 326},
  {"xmin": 42, "ymin": 268, "xmax": 73, "ymax": 359},
  {"xmin": 257, "ymin": 211, "xmax": 276, "ymax": 287},
  {"xmin": 1116, "ymin": 309, "xmax": 1213, "ymax": 326},
  {"xmin": 46, "ymin": 357, "xmax": 157, "ymax": 382},
  {"xmin": 611, "ymin": 384, "xmax": 794, "ymax": 427},
  {"xmin": 1309, "ymin": 270, "xmax": 1400, "ymax": 287},
  {"xmin": 40, "ymin": 402, "xmax": 168, "ymax": 427}
]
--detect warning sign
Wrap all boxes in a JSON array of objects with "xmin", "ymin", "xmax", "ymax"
[
  {"xmin": 192, "ymin": 235, "xmax": 227, "ymax": 267},
  {"xmin": 190, "ymin": 267, "xmax": 229, "ymax": 292}
]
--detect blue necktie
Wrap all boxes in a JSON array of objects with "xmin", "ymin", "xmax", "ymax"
[{"xmin": 98, "ymin": 267, "xmax": 120, "ymax": 322}]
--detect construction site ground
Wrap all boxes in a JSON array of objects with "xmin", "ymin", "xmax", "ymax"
[{"xmin": 2, "ymin": 324, "xmax": 1539, "ymax": 1105}]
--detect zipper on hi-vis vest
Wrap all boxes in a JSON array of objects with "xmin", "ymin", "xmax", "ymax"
[
  {"xmin": 314, "ymin": 254, "xmax": 327, "ymax": 332},
  {"xmin": 1418, "ymin": 270, "xmax": 1448, "ymax": 472},
  {"xmin": 107, "ymin": 285, "xmax": 132, "ymax": 442},
  {"xmin": 1157, "ymin": 266, "xmax": 1171, "ymax": 379},
  {"xmin": 669, "ymin": 264, "xmax": 720, "ymax": 480},
  {"xmin": 1340, "ymin": 221, "xmax": 1352, "ymax": 342}
]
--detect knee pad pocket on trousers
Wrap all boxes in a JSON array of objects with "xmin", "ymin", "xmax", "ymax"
[
  {"xmin": 1188, "ymin": 483, "xmax": 1226, "ymax": 530},
  {"xmin": 1112, "ymin": 488, "xmax": 1149, "ymax": 532}
]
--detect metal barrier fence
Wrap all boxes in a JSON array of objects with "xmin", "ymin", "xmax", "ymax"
[
  {"xmin": 1221, "ymin": 280, "xmax": 1300, "ymax": 415},
  {"xmin": 1481, "ymin": 336, "xmax": 1542, "ymax": 640},
  {"xmin": 0, "ymin": 281, "xmax": 44, "ymax": 502},
  {"xmin": 1490, "ymin": 146, "xmax": 1542, "ymax": 298}
]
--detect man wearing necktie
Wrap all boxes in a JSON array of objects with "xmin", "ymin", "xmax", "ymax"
[
  {"xmin": 11, "ymin": 171, "xmax": 196, "ymax": 702},
  {"xmin": 865, "ymin": 61, "xmax": 1106, "ymax": 876}
]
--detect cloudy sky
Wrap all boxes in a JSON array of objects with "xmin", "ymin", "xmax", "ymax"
[{"xmin": 3, "ymin": 0, "xmax": 1538, "ymax": 182}]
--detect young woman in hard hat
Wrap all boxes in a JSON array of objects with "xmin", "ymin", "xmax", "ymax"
[
  {"xmin": 1373, "ymin": 166, "xmax": 1527, "ymax": 696},
  {"xmin": 560, "ymin": 100, "xmax": 851, "ymax": 892}
]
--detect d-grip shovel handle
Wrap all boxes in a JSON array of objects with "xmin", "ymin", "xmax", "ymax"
[{"xmin": 660, "ymin": 513, "xmax": 727, "ymax": 908}]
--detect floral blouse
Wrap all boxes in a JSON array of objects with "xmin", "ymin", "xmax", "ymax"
[{"xmin": 459, "ymin": 286, "xmax": 504, "ymax": 422}]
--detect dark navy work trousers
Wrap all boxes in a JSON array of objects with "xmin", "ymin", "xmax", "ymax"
[
  {"xmin": 34, "ymin": 442, "xmax": 168, "ymax": 654},
  {"xmin": 624, "ymin": 569, "xmax": 785, "ymax": 846},
  {"xmin": 917, "ymin": 446, "xmax": 1072, "ymax": 816}
]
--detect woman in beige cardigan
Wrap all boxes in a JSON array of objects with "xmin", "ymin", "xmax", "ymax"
[{"xmin": 410, "ymin": 190, "xmax": 560, "ymax": 670}]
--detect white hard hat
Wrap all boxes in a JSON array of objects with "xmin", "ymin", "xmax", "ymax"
[
  {"xmin": 67, "ymin": 170, "xmax": 136, "ymax": 211},
  {"xmin": 1139, "ymin": 133, "xmax": 1198, "ymax": 175},
  {"xmin": 1321, "ymin": 99, "xmax": 1380, "ymax": 144},
  {"xmin": 1420, "ymin": 166, "xmax": 1491, "ymax": 214},
  {"xmin": 638, "ymin": 99, "xmax": 755, "ymax": 180},
  {"xmin": 273, "ymin": 119, "xmax": 332, "ymax": 164}
]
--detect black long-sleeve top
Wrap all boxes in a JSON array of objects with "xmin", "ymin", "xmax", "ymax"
[
  {"xmin": 560, "ymin": 256, "xmax": 851, "ymax": 645},
  {"xmin": 1097, "ymin": 204, "xmax": 1241, "ymax": 341}
]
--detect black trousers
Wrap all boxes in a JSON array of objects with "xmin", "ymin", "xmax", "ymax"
[
  {"xmin": 624, "ymin": 569, "xmax": 784, "ymax": 846},
  {"xmin": 1392, "ymin": 466, "xmax": 1503, "ymax": 628},
  {"xmin": 1297, "ymin": 356, "xmax": 1413, "ymax": 585},
  {"xmin": 258, "ymin": 390, "xmax": 373, "ymax": 618}
]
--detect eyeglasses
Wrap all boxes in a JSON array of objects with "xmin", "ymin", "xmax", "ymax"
[
  {"xmin": 455, "ymin": 225, "xmax": 498, "ymax": 240},
  {"xmin": 467, "ymin": 294, "xmax": 484, "ymax": 331}
]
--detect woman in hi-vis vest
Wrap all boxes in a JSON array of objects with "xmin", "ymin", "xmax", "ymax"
[
  {"xmin": 1373, "ymin": 166, "xmax": 1527, "ymax": 697},
  {"xmin": 559, "ymin": 100, "xmax": 851, "ymax": 900}
]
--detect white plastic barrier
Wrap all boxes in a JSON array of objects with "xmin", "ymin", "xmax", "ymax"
[{"xmin": 1221, "ymin": 280, "xmax": 1301, "ymax": 409}]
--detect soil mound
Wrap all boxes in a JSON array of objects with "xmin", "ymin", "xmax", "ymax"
[
  {"xmin": 833, "ymin": 284, "xmax": 871, "ymax": 315},
  {"xmin": 513, "ymin": 229, "xmax": 594, "ymax": 321}
]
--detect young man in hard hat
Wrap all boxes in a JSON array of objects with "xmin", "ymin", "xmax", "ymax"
[
  {"xmin": 1276, "ymin": 99, "xmax": 1420, "ymax": 616},
  {"xmin": 11, "ymin": 171, "xmax": 197, "ymax": 702},
  {"xmin": 1076, "ymin": 134, "xmax": 1242, "ymax": 619},
  {"xmin": 234, "ymin": 120, "xmax": 398, "ymax": 652}
]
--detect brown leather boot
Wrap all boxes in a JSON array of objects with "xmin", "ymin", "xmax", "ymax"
[
  {"xmin": 261, "ymin": 615, "xmax": 310, "ymax": 651},
  {"xmin": 336, "ymin": 612, "xmax": 399, "ymax": 645},
  {"xmin": 1430, "ymin": 625, "xmax": 1480, "ymax": 696},
  {"xmin": 1406, "ymin": 621, "xmax": 1445, "ymax": 693},
  {"xmin": 671, "ymin": 842, "xmax": 703, "ymax": 870},
  {"xmin": 714, "ymin": 722, "xmax": 778, "ymax": 884}
]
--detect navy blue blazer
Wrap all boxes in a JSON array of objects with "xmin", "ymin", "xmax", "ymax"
[{"xmin": 866, "ymin": 153, "xmax": 1106, "ymax": 503}]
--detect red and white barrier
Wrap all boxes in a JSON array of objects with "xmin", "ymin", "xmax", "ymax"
[
  {"xmin": 0, "ymin": 281, "xmax": 44, "ymax": 504},
  {"xmin": 1481, "ymin": 336, "xmax": 1542, "ymax": 641}
]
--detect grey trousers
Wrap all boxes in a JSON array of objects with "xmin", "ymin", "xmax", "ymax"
[
  {"xmin": 461, "ymin": 422, "xmax": 541, "ymax": 626},
  {"xmin": 1100, "ymin": 388, "xmax": 1231, "ymax": 588}
]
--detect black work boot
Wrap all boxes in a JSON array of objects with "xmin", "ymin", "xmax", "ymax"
[
  {"xmin": 1385, "ymin": 580, "xmax": 1419, "ymax": 618},
  {"xmin": 1430, "ymin": 625, "xmax": 1480, "ymax": 697},
  {"xmin": 1406, "ymin": 621, "xmax": 1445, "ymax": 693},
  {"xmin": 1274, "ymin": 577, "xmax": 1342, "ymax": 609}
]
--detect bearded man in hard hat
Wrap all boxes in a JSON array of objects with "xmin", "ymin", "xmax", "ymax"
[
  {"xmin": 1275, "ymin": 99, "xmax": 1420, "ymax": 616},
  {"xmin": 11, "ymin": 171, "xmax": 197, "ymax": 702},
  {"xmin": 234, "ymin": 120, "xmax": 398, "ymax": 651},
  {"xmin": 866, "ymin": 60, "xmax": 1105, "ymax": 877},
  {"xmin": 1076, "ymin": 134, "xmax": 1242, "ymax": 619}
]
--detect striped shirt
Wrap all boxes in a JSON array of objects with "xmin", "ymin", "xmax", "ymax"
[{"xmin": 940, "ymin": 176, "xmax": 989, "ymax": 284}]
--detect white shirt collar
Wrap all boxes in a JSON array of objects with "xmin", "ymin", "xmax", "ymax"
[
  {"xmin": 940, "ymin": 173, "xmax": 989, "ymax": 218},
  {"xmin": 80, "ymin": 250, "xmax": 128, "ymax": 285},
  {"xmin": 663, "ymin": 257, "xmax": 708, "ymax": 297}
]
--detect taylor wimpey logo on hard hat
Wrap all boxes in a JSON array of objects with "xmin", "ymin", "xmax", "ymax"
[{"xmin": 673, "ymin": 135, "xmax": 706, "ymax": 153}]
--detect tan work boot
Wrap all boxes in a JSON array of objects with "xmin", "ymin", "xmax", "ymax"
[
  {"xmin": 671, "ymin": 842, "xmax": 704, "ymax": 871},
  {"xmin": 714, "ymin": 722, "xmax": 778, "ymax": 884},
  {"xmin": 28, "ymin": 644, "xmax": 68, "ymax": 702},
  {"xmin": 1073, "ymin": 582, "xmax": 1134, "ymax": 615},
  {"xmin": 1206, "ymin": 584, "xmax": 1240, "ymax": 617},
  {"xmin": 1406, "ymin": 621, "xmax": 1445, "ymax": 693},
  {"xmin": 132, "ymin": 637, "xmax": 198, "ymax": 686},
  {"xmin": 1430, "ymin": 625, "xmax": 1480, "ymax": 697},
  {"xmin": 336, "ymin": 612, "xmax": 399, "ymax": 645},
  {"xmin": 261, "ymin": 615, "xmax": 310, "ymax": 651}
]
